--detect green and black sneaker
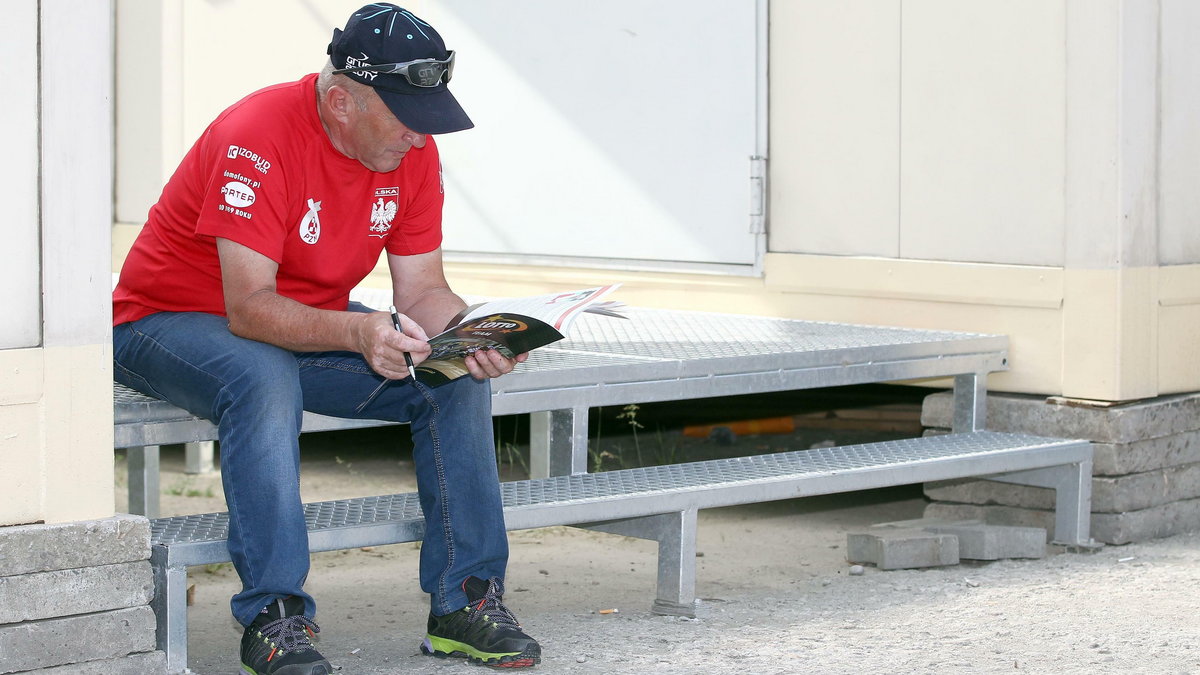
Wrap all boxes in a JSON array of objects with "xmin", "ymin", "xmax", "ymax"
[
  {"xmin": 239, "ymin": 596, "xmax": 333, "ymax": 675},
  {"xmin": 421, "ymin": 576, "xmax": 542, "ymax": 669}
]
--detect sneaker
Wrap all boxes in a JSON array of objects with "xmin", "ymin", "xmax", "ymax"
[
  {"xmin": 239, "ymin": 596, "xmax": 333, "ymax": 675},
  {"xmin": 421, "ymin": 576, "xmax": 542, "ymax": 668}
]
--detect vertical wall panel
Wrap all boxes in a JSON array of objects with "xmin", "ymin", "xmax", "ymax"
[
  {"xmin": 42, "ymin": 0, "xmax": 114, "ymax": 347},
  {"xmin": 1160, "ymin": 0, "xmax": 1200, "ymax": 265},
  {"xmin": 899, "ymin": 0, "xmax": 1066, "ymax": 265},
  {"xmin": 768, "ymin": 0, "xmax": 901, "ymax": 257},
  {"xmin": 0, "ymin": 0, "xmax": 41, "ymax": 348}
]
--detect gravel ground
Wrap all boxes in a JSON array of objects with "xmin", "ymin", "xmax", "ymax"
[{"xmin": 117, "ymin": 398, "xmax": 1200, "ymax": 675}]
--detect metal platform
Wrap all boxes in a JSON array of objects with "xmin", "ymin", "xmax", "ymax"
[
  {"xmin": 117, "ymin": 307, "xmax": 1008, "ymax": 516},
  {"xmin": 150, "ymin": 430, "xmax": 1093, "ymax": 672}
]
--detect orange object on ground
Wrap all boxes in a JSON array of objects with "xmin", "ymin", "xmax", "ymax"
[{"xmin": 682, "ymin": 416, "xmax": 796, "ymax": 438}]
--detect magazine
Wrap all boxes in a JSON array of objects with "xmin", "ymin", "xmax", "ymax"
[{"xmin": 416, "ymin": 285, "xmax": 624, "ymax": 386}]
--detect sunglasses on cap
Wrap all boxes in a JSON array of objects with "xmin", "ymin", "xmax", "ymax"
[{"xmin": 332, "ymin": 51, "xmax": 455, "ymax": 88}]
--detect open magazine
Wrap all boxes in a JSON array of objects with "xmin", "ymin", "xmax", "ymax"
[{"xmin": 416, "ymin": 284, "xmax": 624, "ymax": 386}]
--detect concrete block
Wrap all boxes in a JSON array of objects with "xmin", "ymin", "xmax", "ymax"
[
  {"xmin": 925, "ymin": 461, "xmax": 1200, "ymax": 513},
  {"xmin": 927, "ymin": 429, "xmax": 1200, "ymax": 478},
  {"xmin": 0, "ymin": 561, "xmax": 153, "ymax": 624},
  {"xmin": 923, "ymin": 523, "xmax": 1045, "ymax": 560},
  {"xmin": 847, "ymin": 529, "xmax": 959, "ymax": 570},
  {"xmin": 1091, "ymin": 432, "xmax": 1200, "ymax": 476},
  {"xmin": 0, "ymin": 606, "xmax": 156, "ymax": 674},
  {"xmin": 870, "ymin": 518, "xmax": 1045, "ymax": 559},
  {"xmin": 924, "ymin": 497, "xmax": 1200, "ymax": 546},
  {"xmin": 22, "ymin": 651, "xmax": 165, "ymax": 674},
  {"xmin": 922, "ymin": 390, "xmax": 1200, "ymax": 444},
  {"xmin": 0, "ymin": 515, "xmax": 150, "ymax": 577}
]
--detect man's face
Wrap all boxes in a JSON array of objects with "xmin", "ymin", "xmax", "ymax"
[{"xmin": 345, "ymin": 89, "xmax": 428, "ymax": 173}]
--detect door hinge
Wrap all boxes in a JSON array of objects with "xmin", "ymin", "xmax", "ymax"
[{"xmin": 749, "ymin": 155, "xmax": 767, "ymax": 233}]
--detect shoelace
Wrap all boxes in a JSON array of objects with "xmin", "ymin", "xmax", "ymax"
[
  {"xmin": 259, "ymin": 614, "xmax": 321, "ymax": 655},
  {"xmin": 466, "ymin": 578, "xmax": 521, "ymax": 629}
]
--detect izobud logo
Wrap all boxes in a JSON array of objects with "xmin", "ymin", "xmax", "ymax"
[
  {"xmin": 221, "ymin": 181, "xmax": 255, "ymax": 208},
  {"xmin": 227, "ymin": 144, "xmax": 272, "ymax": 174}
]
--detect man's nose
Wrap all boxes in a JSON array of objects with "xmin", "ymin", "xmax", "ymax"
[{"xmin": 404, "ymin": 131, "xmax": 427, "ymax": 148}]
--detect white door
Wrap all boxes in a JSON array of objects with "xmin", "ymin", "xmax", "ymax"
[{"xmin": 422, "ymin": 1, "xmax": 764, "ymax": 269}]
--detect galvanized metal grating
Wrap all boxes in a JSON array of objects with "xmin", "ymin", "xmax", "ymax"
[
  {"xmin": 151, "ymin": 431, "xmax": 1070, "ymax": 548},
  {"xmin": 558, "ymin": 308, "xmax": 995, "ymax": 361},
  {"xmin": 151, "ymin": 493, "xmax": 426, "ymax": 546}
]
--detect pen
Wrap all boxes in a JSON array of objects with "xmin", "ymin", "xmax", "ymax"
[
  {"xmin": 353, "ymin": 306, "xmax": 417, "ymax": 414},
  {"xmin": 390, "ymin": 305, "xmax": 418, "ymax": 382}
]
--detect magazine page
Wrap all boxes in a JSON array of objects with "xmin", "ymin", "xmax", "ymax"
[
  {"xmin": 451, "ymin": 285, "xmax": 622, "ymax": 332},
  {"xmin": 416, "ymin": 285, "xmax": 623, "ymax": 386}
]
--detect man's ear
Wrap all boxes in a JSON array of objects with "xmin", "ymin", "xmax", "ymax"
[{"xmin": 323, "ymin": 84, "xmax": 355, "ymax": 124}]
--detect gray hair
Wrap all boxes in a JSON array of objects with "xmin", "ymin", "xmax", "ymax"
[{"xmin": 317, "ymin": 61, "xmax": 372, "ymax": 112}]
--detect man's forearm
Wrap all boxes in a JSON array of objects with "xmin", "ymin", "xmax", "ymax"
[
  {"xmin": 228, "ymin": 289, "xmax": 370, "ymax": 353},
  {"xmin": 395, "ymin": 286, "xmax": 468, "ymax": 336}
]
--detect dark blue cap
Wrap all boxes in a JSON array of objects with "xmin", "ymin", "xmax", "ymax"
[{"xmin": 328, "ymin": 4, "xmax": 473, "ymax": 134}]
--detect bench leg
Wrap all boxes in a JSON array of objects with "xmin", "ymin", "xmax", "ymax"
[
  {"xmin": 529, "ymin": 407, "xmax": 589, "ymax": 477},
  {"xmin": 183, "ymin": 440, "xmax": 216, "ymax": 475},
  {"xmin": 952, "ymin": 372, "xmax": 987, "ymax": 432},
  {"xmin": 126, "ymin": 445, "xmax": 161, "ymax": 518},
  {"xmin": 151, "ymin": 550, "xmax": 190, "ymax": 674},
  {"xmin": 580, "ymin": 509, "xmax": 699, "ymax": 618},
  {"xmin": 988, "ymin": 457, "xmax": 1094, "ymax": 546}
]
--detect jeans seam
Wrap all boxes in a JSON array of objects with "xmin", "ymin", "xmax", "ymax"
[
  {"xmin": 419, "ymin": 381, "xmax": 457, "ymax": 615},
  {"xmin": 295, "ymin": 356, "xmax": 374, "ymax": 375}
]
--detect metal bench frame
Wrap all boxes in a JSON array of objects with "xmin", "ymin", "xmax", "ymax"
[
  {"xmin": 151, "ymin": 431, "xmax": 1092, "ymax": 672},
  {"xmin": 116, "ymin": 307, "xmax": 1010, "ymax": 514}
]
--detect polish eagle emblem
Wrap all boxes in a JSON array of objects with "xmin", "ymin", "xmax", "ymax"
[{"xmin": 369, "ymin": 197, "xmax": 398, "ymax": 237}]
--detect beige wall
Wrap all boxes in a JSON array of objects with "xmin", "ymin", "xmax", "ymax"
[
  {"xmin": 2, "ymin": 1, "xmax": 114, "ymax": 527},
  {"xmin": 112, "ymin": 0, "xmax": 1200, "ymax": 403}
]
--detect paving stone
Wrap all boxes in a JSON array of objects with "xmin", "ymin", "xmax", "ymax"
[
  {"xmin": 0, "ymin": 607, "xmax": 156, "ymax": 674},
  {"xmin": 923, "ymin": 497, "xmax": 1200, "ymax": 546},
  {"xmin": 1091, "ymin": 432, "xmax": 1200, "ymax": 476},
  {"xmin": 0, "ymin": 515, "xmax": 149, "ymax": 577},
  {"xmin": 846, "ymin": 529, "xmax": 959, "ymax": 570},
  {"xmin": 922, "ymin": 390, "xmax": 1200, "ymax": 445},
  {"xmin": 870, "ymin": 518, "xmax": 1045, "ymax": 559},
  {"xmin": 19, "ymin": 651, "xmax": 165, "ymax": 674},
  {"xmin": 925, "ymin": 461, "xmax": 1200, "ymax": 513},
  {"xmin": 923, "ymin": 522, "xmax": 1045, "ymax": 560},
  {"xmin": 0, "ymin": 561, "xmax": 153, "ymax": 624}
]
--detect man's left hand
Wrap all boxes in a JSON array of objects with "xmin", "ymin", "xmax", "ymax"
[{"xmin": 464, "ymin": 349, "xmax": 528, "ymax": 380}]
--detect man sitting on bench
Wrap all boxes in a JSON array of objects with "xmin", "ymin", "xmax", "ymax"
[{"xmin": 112, "ymin": 4, "xmax": 540, "ymax": 673}]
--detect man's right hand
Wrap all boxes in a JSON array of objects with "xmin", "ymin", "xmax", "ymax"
[{"xmin": 355, "ymin": 310, "xmax": 431, "ymax": 380}]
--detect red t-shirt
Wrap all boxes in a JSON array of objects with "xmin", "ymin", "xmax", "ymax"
[{"xmin": 113, "ymin": 73, "xmax": 444, "ymax": 326}]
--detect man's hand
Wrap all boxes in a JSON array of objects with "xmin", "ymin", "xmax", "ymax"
[
  {"xmin": 463, "ymin": 349, "xmax": 529, "ymax": 381},
  {"xmin": 355, "ymin": 310, "xmax": 431, "ymax": 380}
]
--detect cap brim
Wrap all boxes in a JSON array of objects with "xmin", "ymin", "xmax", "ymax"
[{"xmin": 376, "ymin": 87, "xmax": 474, "ymax": 135}]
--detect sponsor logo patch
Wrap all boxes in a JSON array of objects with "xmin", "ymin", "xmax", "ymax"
[
  {"xmin": 299, "ymin": 198, "xmax": 322, "ymax": 245},
  {"xmin": 227, "ymin": 144, "xmax": 273, "ymax": 174},
  {"xmin": 221, "ymin": 181, "xmax": 256, "ymax": 208}
]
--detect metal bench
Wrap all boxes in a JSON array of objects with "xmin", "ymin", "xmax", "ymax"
[
  {"xmin": 116, "ymin": 304, "xmax": 1016, "ymax": 515},
  {"xmin": 151, "ymin": 430, "xmax": 1093, "ymax": 672}
]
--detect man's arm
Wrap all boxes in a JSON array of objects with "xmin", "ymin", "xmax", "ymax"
[
  {"xmin": 217, "ymin": 237, "xmax": 427, "ymax": 381},
  {"xmin": 388, "ymin": 248, "xmax": 527, "ymax": 380}
]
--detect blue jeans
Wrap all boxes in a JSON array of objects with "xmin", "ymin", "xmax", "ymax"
[{"xmin": 113, "ymin": 307, "xmax": 508, "ymax": 626}]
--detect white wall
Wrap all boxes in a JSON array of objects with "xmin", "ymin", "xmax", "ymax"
[
  {"xmin": 0, "ymin": 0, "xmax": 42, "ymax": 348},
  {"xmin": 111, "ymin": 0, "xmax": 1200, "ymax": 401},
  {"xmin": 1160, "ymin": 0, "xmax": 1200, "ymax": 265},
  {"xmin": 772, "ymin": 0, "xmax": 1067, "ymax": 265},
  {"xmin": 0, "ymin": 0, "xmax": 114, "ymax": 527}
]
